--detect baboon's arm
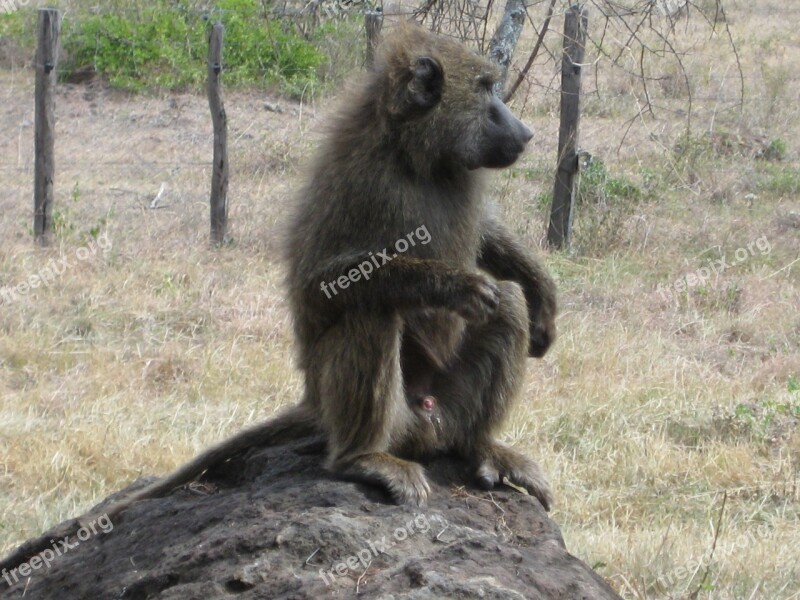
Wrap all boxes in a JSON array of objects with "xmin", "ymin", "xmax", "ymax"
[
  {"xmin": 478, "ymin": 218, "xmax": 557, "ymax": 357},
  {"xmin": 310, "ymin": 255, "xmax": 499, "ymax": 321}
]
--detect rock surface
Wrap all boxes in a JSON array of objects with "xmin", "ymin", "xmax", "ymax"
[{"xmin": 1, "ymin": 438, "xmax": 621, "ymax": 599}]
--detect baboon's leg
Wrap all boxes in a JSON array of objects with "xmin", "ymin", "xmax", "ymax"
[
  {"xmin": 313, "ymin": 313, "xmax": 431, "ymax": 505},
  {"xmin": 432, "ymin": 280, "xmax": 553, "ymax": 510}
]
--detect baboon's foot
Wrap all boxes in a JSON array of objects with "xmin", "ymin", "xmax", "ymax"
[
  {"xmin": 474, "ymin": 442, "xmax": 552, "ymax": 511},
  {"xmin": 336, "ymin": 452, "xmax": 431, "ymax": 506},
  {"xmin": 384, "ymin": 459, "xmax": 431, "ymax": 506}
]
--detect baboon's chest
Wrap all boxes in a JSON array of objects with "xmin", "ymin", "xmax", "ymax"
[{"xmin": 403, "ymin": 185, "xmax": 483, "ymax": 266}]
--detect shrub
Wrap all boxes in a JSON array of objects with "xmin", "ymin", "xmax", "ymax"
[
  {"xmin": 0, "ymin": 9, "xmax": 36, "ymax": 68},
  {"xmin": 763, "ymin": 138, "xmax": 787, "ymax": 162},
  {"xmin": 53, "ymin": 0, "xmax": 327, "ymax": 96},
  {"xmin": 759, "ymin": 165, "xmax": 800, "ymax": 196}
]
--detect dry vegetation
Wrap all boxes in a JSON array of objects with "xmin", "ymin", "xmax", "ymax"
[{"xmin": 1, "ymin": 1, "xmax": 799, "ymax": 598}]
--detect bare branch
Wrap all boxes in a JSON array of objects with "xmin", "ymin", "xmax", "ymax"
[{"xmin": 503, "ymin": 0, "xmax": 557, "ymax": 102}]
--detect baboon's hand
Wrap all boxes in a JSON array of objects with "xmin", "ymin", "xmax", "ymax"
[
  {"xmin": 528, "ymin": 313, "xmax": 556, "ymax": 358},
  {"xmin": 452, "ymin": 273, "xmax": 500, "ymax": 323}
]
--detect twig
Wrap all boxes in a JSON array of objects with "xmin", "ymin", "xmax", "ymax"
[
  {"xmin": 149, "ymin": 182, "xmax": 167, "ymax": 209},
  {"xmin": 502, "ymin": 476, "xmax": 529, "ymax": 495},
  {"xmin": 689, "ymin": 491, "xmax": 727, "ymax": 599},
  {"xmin": 355, "ymin": 560, "xmax": 372, "ymax": 594},
  {"xmin": 503, "ymin": 0, "xmax": 557, "ymax": 102},
  {"xmin": 305, "ymin": 547, "xmax": 321, "ymax": 566},
  {"xmin": 486, "ymin": 492, "xmax": 506, "ymax": 515},
  {"xmin": 768, "ymin": 257, "xmax": 800, "ymax": 279}
]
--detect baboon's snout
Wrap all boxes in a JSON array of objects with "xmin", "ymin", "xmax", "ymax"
[{"xmin": 519, "ymin": 122, "xmax": 534, "ymax": 145}]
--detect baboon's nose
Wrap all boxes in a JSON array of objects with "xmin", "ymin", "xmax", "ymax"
[{"xmin": 520, "ymin": 124, "xmax": 534, "ymax": 144}]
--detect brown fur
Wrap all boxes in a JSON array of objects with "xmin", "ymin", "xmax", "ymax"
[
  {"xmin": 82, "ymin": 23, "xmax": 558, "ymax": 526},
  {"xmin": 282, "ymin": 22, "xmax": 557, "ymax": 508}
]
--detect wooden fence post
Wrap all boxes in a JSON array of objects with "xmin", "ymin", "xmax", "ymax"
[
  {"xmin": 547, "ymin": 4, "xmax": 588, "ymax": 250},
  {"xmin": 365, "ymin": 10, "xmax": 383, "ymax": 69},
  {"xmin": 34, "ymin": 8, "xmax": 61, "ymax": 246},
  {"xmin": 208, "ymin": 22, "xmax": 229, "ymax": 246}
]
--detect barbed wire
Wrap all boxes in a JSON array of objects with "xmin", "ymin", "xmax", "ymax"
[
  {"xmin": 1, "ymin": 0, "xmax": 785, "ymax": 145},
  {"xmin": 0, "ymin": 162, "xmax": 213, "ymax": 170}
]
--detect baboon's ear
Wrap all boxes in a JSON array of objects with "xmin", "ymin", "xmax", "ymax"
[{"xmin": 406, "ymin": 56, "xmax": 443, "ymax": 112}]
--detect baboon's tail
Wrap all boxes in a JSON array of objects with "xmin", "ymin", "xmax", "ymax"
[
  {"xmin": 100, "ymin": 403, "xmax": 320, "ymax": 519},
  {"xmin": 0, "ymin": 405, "xmax": 320, "ymax": 576},
  {"xmin": 111, "ymin": 404, "xmax": 322, "ymax": 510}
]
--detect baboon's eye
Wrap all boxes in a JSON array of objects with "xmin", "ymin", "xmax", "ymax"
[{"xmin": 476, "ymin": 74, "xmax": 495, "ymax": 93}]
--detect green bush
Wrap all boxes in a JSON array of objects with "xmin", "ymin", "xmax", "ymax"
[
  {"xmin": 51, "ymin": 0, "xmax": 326, "ymax": 96},
  {"xmin": 759, "ymin": 165, "xmax": 800, "ymax": 196},
  {"xmin": 201, "ymin": 0, "xmax": 326, "ymax": 95},
  {"xmin": 0, "ymin": 9, "xmax": 37, "ymax": 67},
  {"xmin": 763, "ymin": 138, "xmax": 787, "ymax": 162},
  {"xmin": 62, "ymin": 9, "xmax": 204, "ymax": 91}
]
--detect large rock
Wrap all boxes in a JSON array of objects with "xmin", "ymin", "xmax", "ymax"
[{"xmin": 1, "ymin": 439, "xmax": 621, "ymax": 599}]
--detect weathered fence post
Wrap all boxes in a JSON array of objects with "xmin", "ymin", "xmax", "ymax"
[
  {"xmin": 208, "ymin": 22, "xmax": 229, "ymax": 246},
  {"xmin": 33, "ymin": 8, "xmax": 61, "ymax": 246},
  {"xmin": 547, "ymin": 4, "xmax": 588, "ymax": 250},
  {"xmin": 365, "ymin": 10, "xmax": 383, "ymax": 69}
]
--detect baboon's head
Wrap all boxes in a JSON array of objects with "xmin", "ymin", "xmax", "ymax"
[{"xmin": 374, "ymin": 23, "xmax": 533, "ymax": 172}]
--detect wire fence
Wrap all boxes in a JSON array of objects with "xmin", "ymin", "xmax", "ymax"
[
  {"xmin": 3, "ymin": 1, "xmax": 794, "ymax": 106},
  {"xmin": 1, "ymin": 1, "xmax": 797, "ymax": 246}
]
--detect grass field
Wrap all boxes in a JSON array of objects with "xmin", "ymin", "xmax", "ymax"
[{"xmin": 1, "ymin": 1, "xmax": 799, "ymax": 598}]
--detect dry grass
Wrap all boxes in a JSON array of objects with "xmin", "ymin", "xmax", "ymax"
[{"xmin": 1, "ymin": 2, "xmax": 800, "ymax": 598}]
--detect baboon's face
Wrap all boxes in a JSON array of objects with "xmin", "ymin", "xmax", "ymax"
[
  {"xmin": 465, "ymin": 85, "xmax": 534, "ymax": 170},
  {"xmin": 379, "ymin": 26, "xmax": 534, "ymax": 171}
]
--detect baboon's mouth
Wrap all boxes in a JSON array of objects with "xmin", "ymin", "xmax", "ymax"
[{"xmin": 480, "ymin": 145, "xmax": 526, "ymax": 170}]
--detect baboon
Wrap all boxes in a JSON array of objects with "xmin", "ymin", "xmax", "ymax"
[
  {"xmin": 85, "ymin": 22, "xmax": 557, "ymax": 525},
  {"xmin": 281, "ymin": 22, "xmax": 557, "ymax": 509}
]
